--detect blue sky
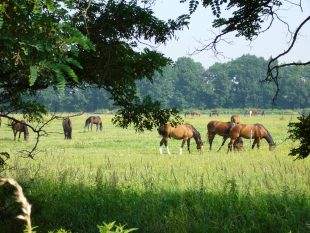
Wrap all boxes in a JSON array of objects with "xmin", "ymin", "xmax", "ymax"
[{"xmin": 149, "ymin": 0, "xmax": 310, "ymax": 68}]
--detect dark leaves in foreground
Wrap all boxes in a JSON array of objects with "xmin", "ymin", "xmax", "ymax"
[{"xmin": 288, "ymin": 114, "xmax": 310, "ymax": 159}]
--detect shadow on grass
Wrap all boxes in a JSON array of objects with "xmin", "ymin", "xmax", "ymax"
[{"xmin": 24, "ymin": 181, "xmax": 309, "ymax": 233}]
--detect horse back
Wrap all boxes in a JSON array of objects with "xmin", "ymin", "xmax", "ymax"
[{"xmin": 207, "ymin": 121, "xmax": 231, "ymax": 136}]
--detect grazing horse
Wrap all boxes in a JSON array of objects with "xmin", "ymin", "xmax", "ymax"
[
  {"xmin": 158, "ymin": 123, "xmax": 203, "ymax": 155},
  {"xmin": 233, "ymin": 137, "xmax": 244, "ymax": 151},
  {"xmin": 209, "ymin": 110, "xmax": 219, "ymax": 117},
  {"xmin": 84, "ymin": 116, "xmax": 102, "ymax": 131},
  {"xmin": 228, "ymin": 123, "xmax": 276, "ymax": 152},
  {"xmin": 11, "ymin": 120, "xmax": 29, "ymax": 141},
  {"xmin": 62, "ymin": 117, "xmax": 72, "ymax": 139},
  {"xmin": 185, "ymin": 111, "xmax": 201, "ymax": 117},
  {"xmin": 207, "ymin": 115, "xmax": 241, "ymax": 151}
]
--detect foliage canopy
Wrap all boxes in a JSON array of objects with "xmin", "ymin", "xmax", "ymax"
[{"xmin": 0, "ymin": 0, "xmax": 189, "ymax": 131}]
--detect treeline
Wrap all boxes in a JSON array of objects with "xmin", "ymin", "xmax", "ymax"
[{"xmin": 37, "ymin": 55, "xmax": 310, "ymax": 111}]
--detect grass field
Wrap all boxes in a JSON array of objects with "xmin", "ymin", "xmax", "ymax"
[{"xmin": 1, "ymin": 114, "xmax": 309, "ymax": 233}]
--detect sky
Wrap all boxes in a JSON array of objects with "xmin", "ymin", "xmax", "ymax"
[{"xmin": 149, "ymin": 0, "xmax": 310, "ymax": 68}]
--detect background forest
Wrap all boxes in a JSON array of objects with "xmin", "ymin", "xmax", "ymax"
[{"xmin": 36, "ymin": 54, "xmax": 310, "ymax": 111}]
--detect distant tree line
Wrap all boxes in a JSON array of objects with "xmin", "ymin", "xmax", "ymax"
[{"xmin": 36, "ymin": 55, "xmax": 310, "ymax": 111}]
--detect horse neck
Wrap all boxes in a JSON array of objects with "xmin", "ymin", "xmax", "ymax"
[
  {"xmin": 263, "ymin": 133, "xmax": 275, "ymax": 146},
  {"xmin": 191, "ymin": 129, "xmax": 202, "ymax": 146},
  {"xmin": 260, "ymin": 126, "xmax": 275, "ymax": 146}
]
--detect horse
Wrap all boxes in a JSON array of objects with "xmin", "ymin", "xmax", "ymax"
[
  {"xmin": 84, "ymin": 116, "xmax": 102, "ymax": 131},
  {"xmin": 11, "ymin": 120, "xmax": 29, "ymax": 141},
  {"xmin": 233, "ymin": 137, "xmax": 244, "ymax": 151},
  {"xmin": 62, "ymin": 117, "xmax": 72, "ymax": 139},
  {"xmin": 228, "ymin": 123, "xmax": 276, "ymax": 152},
  {"xmin": 231, "ymin": 115, "xmax": 240, "ymax": 124},
  {"xmin": 185, "ymin": 111, "xmax": 201, "ymax": 117},
  {"xmin": 209, "ymin": 110, "xmax": 219, "ymax": 117},
  {"xmin": 158, "ymin": 123, "xmax": 203, "ymax": 155},
  {"xmin": 207, "ymin": 115, "xmax": 241, "ymax": 151}
]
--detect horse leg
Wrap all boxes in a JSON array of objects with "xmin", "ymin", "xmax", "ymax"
[
  {"xmin": 13, "ymin": 130, "xmax": 17, "ymax": 140},
  {"xmin": 208, "ymin": 133, "xmax": 215, "ymax": 151},
  {"xmin": 251, "ymin": 139, "xmax": 258, "ymax": 149},
  {"xmin": 165, "ymin": 139, "xmax": 171, "ymax": 155},
  {"xmin": 160, "ymin": 138, "xmax": 170, "ymax": 155},
  {"xmin": 187, "ymin": 138, "xmax": 191, "ymax": 154},
  {"xmin": 159, "ymin": 138, "xmax": 165, "ymax": 154},
  {"xmin": 180, "ymin": 139, "xmax": 186, "ymax": 155},
  {"xmin": 217, "ymin": 136, "xmax": 228, "ymax": 151},
  {"xmin": 227, "ymin": 139, "xmax": 235, "ymax": 153},
  {"xmin": 18, "ymin": 132, "xmax": 21, "ymax": 140},
  {"xmin": 257, "ymin": 138, "xmax": 260, "ymax": 149}
]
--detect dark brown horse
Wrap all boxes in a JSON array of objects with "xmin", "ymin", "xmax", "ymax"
[
  {"xmin": 11, "ymin": 120, "xmax": 29, "ymax": 141},
  {"xmin": 228, "ymin": 123, "xmax": 276, "ymax": 152},
  {"xmin": 84, "ymin": 116, "xmax": 102, "ymax": 131},
  {"xmin": 185, "ymin": 111, "xmax": 201, "ymax": 117},
  {"xmin": 158, "ymin": 123, "xmax": 203, "ymax": 155},
  {"xmin": 62, "ymin": 117, "xmax": 72, "ymax": 139},
  {"xmin": 209, "ymin": 109, "xmax": 219, "ymax": 117},
  {"xmin": 207, "ymin": 115, "xmax": 241, "ymax": 151}
]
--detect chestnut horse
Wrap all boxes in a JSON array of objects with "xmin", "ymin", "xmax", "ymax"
[
  {"xmin": 158, "ymin": 123, "xmax": 203, "ymax": 155},
  {"xmin": 228, "ymin": 123, "xmax": 276, "ymax": 152},
  {"xmin": 207, "ymin": 115, "xmax": 241, "ymax": 151},
  {"xmin": 84, "ymin": 116, "xmax": 102, "ymax": 131},
  {"xmin": 11, "ymin": 120, "xmax": 29, "ymax": 141}
]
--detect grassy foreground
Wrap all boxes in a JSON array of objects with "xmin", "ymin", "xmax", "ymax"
[{"xmin": 1, "ymin": 114, "xmax": 309, "ymax": 233}]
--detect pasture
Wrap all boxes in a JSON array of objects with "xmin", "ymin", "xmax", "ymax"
[{"xmin": 1, "ymin": 114, "xmax": 309, "ymax": 233}]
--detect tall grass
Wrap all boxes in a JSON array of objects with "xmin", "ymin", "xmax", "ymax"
[{"xmin": 1, "ymin": 114, "xmax": 309, "ymax": 232}]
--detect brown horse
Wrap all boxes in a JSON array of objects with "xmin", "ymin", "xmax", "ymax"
[
  {"xmin": 62, "ymin": 117, "xmax": 72, "ymax": 139},
  {"xmin": 84, "ymin": 116, "xmax": 102, "ymax": 131},
  {"xmin": 207, "ymin": 115, "xmax": 241, "ymax": 151},
  {"xmin": 228, "ymin": 123, "xmax": 276, "ymax": 152},
  {"xmin": 233, "ymin": 137, "xmax": 244, "ymax": 151},
  {"xmin": 185, "ymin": 111, "xmax": 201, "ymax": 117},
  {"xmin": 209, "ymin": 109, "xmax": 219, "ymax": 117},
  {"xmin": 158, "ymin": 123, "xmax": 203, "ymax": 155},
  {"xmin": 11, "ymin": 120, "xmax": 29, "ymax": 141}
]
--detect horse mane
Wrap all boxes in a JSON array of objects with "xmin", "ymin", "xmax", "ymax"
[
  {"xmin": 186, "ymin": 124, "xmax": 203, "ymax": 145},
  {"xmin": 256, "ymin": 124, "xmax": 275, "ymax": 146}
]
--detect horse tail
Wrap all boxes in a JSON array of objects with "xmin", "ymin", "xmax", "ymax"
[{"xmin": 258, "ymin": 124, "xmax": 275, "ymax": 146}]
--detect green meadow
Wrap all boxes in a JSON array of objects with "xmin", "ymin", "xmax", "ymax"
[{"xmin": 1, "ymin": 113, "xmax": 309, "ymax": 233}]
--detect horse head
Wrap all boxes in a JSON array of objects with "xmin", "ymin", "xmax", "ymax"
[
  {"xmin": 269, "ymin": 143, "xmax": 276, "ymax": 151},
  {"xmin": 196, "ymin": 140, "xmax": 204, "ymax": 154}
]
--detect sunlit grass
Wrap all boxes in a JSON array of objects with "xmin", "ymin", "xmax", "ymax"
[{"xmin": 1, "ymin": 113, "xmax": 309, "ymax": 232}]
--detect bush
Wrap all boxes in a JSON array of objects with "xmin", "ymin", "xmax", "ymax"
[{"xmin": 288, "ymin": 114, "xmax": 310, "ymax": 159}]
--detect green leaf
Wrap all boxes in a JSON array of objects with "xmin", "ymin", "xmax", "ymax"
[
  {"xmin": 29, "ymin": 66, "xmax": 38, "ymax": 86},
  {"xmin": 66, "ymin": 58, "xmax": 82, "ymax": 69},
  {"xmin": 0, "ymin": 16, "xmax": 3, "ymax": 29}
]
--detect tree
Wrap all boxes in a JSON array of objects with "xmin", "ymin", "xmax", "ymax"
[
  {"xmin": 180, "ymin": 0, "xmax": 310, "ymax": 98},
  {"xmin": 0, "ymin": 0, "xmax": 188, "ymax": 164}
]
